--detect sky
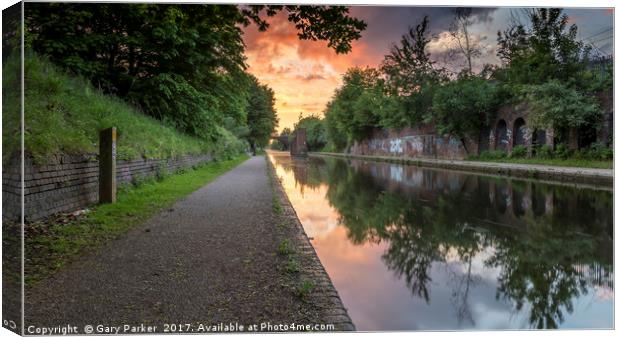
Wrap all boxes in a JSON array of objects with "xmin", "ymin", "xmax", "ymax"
[{"xmin": 242, "ymin": 6, "xmax": 614, "ymax": 132}]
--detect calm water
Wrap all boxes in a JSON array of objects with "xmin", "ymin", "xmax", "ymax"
[{"xmin": 268, "ymin": 152, "xmax": 614, "ymax": 331}]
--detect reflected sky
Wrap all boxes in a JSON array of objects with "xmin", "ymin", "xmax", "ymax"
[{"xmin": 268, "ymin": 152, "xmax": 613, "ymax": 331}]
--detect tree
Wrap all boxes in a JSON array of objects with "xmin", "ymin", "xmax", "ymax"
[
  {"xmin": 380, "ymin": 16, "xmax": 447, "ymax": 127},
  {"xmin": 246, "ymin": 76, "xmax": 278, "ymax": 153},
  {"xmin": 430, "ymin": 75, "xmax": 500, "ymax": 153},
  {"xmin": 496, "ymin": 8, "xmax": 591, "ymax": 88},
  {"xmin": 25, "ymin": 3, "xmax": 366, "ymax": 142},
  {"xmin": 294, "ymin": 115, "xmax": 327, "ymax": 151},
  {"xmin": 521, "ymin": 80, "xmax": 601, "ymax": 131},
  {"xmin": 448, "ymin": 8, "xmax": 482, "ymax": 75},
  {"xmin": 241, "ymin": 5, "xmax": 367, "ymax": 54},
  {"xmin": 324, "ymin": 67, "xmax": 383, "ymax": 144}
]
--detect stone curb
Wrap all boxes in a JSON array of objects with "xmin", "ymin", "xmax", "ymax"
[{"xmin": 311, "ymin": 152, "xmax": 613, "ymax": 188}]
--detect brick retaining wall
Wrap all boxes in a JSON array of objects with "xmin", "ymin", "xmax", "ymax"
[
  {"xmin": 349, "ymin": 126, "xmax": 478, "ymax": 160},
  {"xmin": 2, "ymin": 153, "xmax": 212, "ymax": 222}
]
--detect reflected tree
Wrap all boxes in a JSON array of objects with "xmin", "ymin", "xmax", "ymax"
[{"xmin": 309, "ymin": 158, "xmax": 613, "ymax": 329}]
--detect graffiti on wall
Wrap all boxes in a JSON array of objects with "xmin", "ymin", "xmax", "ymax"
[
  {"xmin": 352, "ymin": 130, "xmax": 470, "ymax": 160},
  {"xmin": 389, "ymin": 138, "xmax": 404, "ymax": 154}
]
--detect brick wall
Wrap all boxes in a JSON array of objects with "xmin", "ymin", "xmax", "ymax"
[
  {"xmin": 2, "ymin": 153, "xmax": 212, "ymax": 222},
  {"xmin": 348, "ymin": 125, "xmax": 478, "ymax": 160},
  {"xmin": 348, "ymin": 91, "xmax": 613, "ymax": 160}
]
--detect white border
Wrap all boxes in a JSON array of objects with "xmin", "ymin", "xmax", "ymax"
[{"xmin": 0, "ymin": 1, "xmax": 616, "ymax": 337}]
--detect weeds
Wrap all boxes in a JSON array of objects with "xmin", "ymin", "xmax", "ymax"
[
  {"xmin": 285, "ymin": 258, "xmax": 301, "ymax": 273},
  {"xmin": 273, "ymin": 198, "xmax": 283, "ymax": 215},
  {"xmin": 295, "ymin": 279, "xmax": 315, "ymax": 300},
  {"xmin": 278, "ymin": 239, "xmax": 294, "ymax": 256}
]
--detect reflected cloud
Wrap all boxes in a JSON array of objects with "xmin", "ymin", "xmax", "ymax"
[{"xmin": 268, "ymin": 152, "xmax": 614, "ymax": 330}]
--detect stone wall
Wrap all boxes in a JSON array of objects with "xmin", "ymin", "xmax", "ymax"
[
  {"xmin": 348, "ymin": 125, "xmax": 478, "ymax": 160},
  {"xmin": 2, "ymin": 153, "xmax": 212, "ymax": 222}
]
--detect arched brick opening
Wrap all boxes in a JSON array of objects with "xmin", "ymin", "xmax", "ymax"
[
  {"xmin": 533, "ymin": 129, "xmax": 547, "ymax": 146},
  {"xmin": 496, "ymin": 120, "xmax": 508, "ymax": 151},
  {"xmin": 513, "ymin": 118, "xmax": 527, "ymax": 147}
]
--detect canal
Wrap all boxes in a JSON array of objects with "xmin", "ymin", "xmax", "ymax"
[{"xmin": 267, "ymin": 152, "xmax": 613, "ymax": 331}]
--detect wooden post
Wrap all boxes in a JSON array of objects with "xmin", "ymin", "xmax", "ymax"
[{"xmin": 99, "ymin": 127, "xmax": 117, "ymax": 203}]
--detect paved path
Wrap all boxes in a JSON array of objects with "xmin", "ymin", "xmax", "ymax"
[
  {"xmin": 26, "ymin": 156, "xmax": 345, "ymax": 331},
  {"xmin": 313, "ymin": 152, "xmax": 613, "ymax": 186}
]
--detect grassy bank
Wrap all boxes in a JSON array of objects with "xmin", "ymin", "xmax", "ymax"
[
  {"xmin": 466, "ymin": 157, "xmax": 613, "ymax": 169},
  {"xmin": 3, "ymin": 54, "xmax": 245, "ymax": 164},
  {"xmin": 25, "ymin": 154, "xmax": 248, "ymax": 286}
]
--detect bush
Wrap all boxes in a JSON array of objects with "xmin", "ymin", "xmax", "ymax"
[
  {"xmin": 586, "ymin": 143, "xmax": 613, "ymax": 160},
  {"xmin": 212, "ymin": 127, "xmax": 249, "ymax": 161},
  {"xmin": 535, "ymin": 145, "xmax": 554, "ymax": 159},
  {"xmin": 510, "ymin": 145, "xmax": 527, "ymax": 158},
  {"xmin": 554, "ymin": 144, "xmax": 571, "ymax": 159},
  {"xmin": 476, "ymin": 150, "xmax": 507, "ymax": 160}
]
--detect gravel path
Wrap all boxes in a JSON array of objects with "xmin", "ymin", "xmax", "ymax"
[{"xmin": 25, "ymin": 156, "xmax": 350, "ymax": 333}]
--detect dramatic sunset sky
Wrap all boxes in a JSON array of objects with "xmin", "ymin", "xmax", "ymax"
[{"xmin": 241, "ymin": 6, "xmax": 614, "ymax": 132}]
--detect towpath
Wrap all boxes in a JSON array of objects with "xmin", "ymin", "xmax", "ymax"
[{"xmin": 26, "ymin": 156, "xmax": 352, "ymax": 333}]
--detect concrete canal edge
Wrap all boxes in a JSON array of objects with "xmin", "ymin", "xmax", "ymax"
[
  {"xmin": 311, "ymin": 152, "xmax": 613, "ymax": 187},
  {"xmin": 265, "ymin": 156, "xmax": 356, "ymax": 331}
]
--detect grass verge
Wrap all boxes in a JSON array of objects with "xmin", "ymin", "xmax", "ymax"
[
  {"xmin": 25, "ymin": 154, "xmax": 248, "ymax": 286},
  {"xmin": 3, "ymin": 53, "xmax": 245, "ymax": 164},
  {"xmin": 466, "ymin": 157, "xmax": 612, "ymax": 169}
]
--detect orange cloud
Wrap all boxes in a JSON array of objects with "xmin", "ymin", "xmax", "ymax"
[{"xmin": 242, "ymin": 12, "xmax": 383, "ymax": 132}]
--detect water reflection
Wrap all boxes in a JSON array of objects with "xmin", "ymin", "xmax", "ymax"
[{"xmin": 268, "ymin": 152, "xmax": 613, "ymax": 330}]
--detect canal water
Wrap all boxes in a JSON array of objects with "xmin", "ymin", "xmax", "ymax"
[{"xmin": 267, "ymin": 152, "xmax": 614, "ymax": 331}]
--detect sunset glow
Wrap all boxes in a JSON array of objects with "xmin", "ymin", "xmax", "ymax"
[{"xmin": 243, "ymin": 7, "xmax": 613, "ymax": 132}]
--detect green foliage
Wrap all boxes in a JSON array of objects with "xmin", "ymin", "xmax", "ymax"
[
  {"xmin": 269, "ymin": 139, "xmax": 286, "ymax": 151},
  {"xmin": 241, "ymin": 5, "xmax": 366, "ymax": 54},
  {"xmin": 536, "ymin": 145, "xmax": 554, "ymax": 159},
  {"xmin": 26, "ymin": 4, "xmax": 248, "ymax": 140},
  {"xmin": 553, "ymin": 144, "xmax": 571, "ymax": 159},
  {"xmin": 272, "ymin": 196, "xmax": 283, "ymax": 215},
  {"xmin": 381, "ymin": 15, "xmax": 447, "ymax": 127},
  {"xmin": 277, "ymin": 239, "xmax": 294, "ymax": 255},
  {"xmin": 510, "ymin": 145, "xmax": 527, "ymax": 158},
  {"xmin": 246, "ymin": 76, "xmax": 279, "ymax": 151},
  {"xmin": 321, "ymin": 8, "xmax": 608, "ymax": 158},
  {"xmin": 284, "ymin": 257, "xmax": 301, "ymax": 273},
  {"xmin": 471, "ymin": 145, "xmax": 612, "ymax": 168},
  {"xmin": 473, "ymin": 150, "xmax": 507, "ymax": 160},
  {"xmin": 430, "ymin": 76, "xmax": 500, "ymax": 151},
  {"xmin": 521, "ymin": 80, "xmax": 602, "ymax": 130},
  {"xmin": 299, "ymin": 155, "xmax": 611, "ymax": 327},
  {"xmin": 25, "ymin": 3, "xmax": 366, "ymax": 151},
  {"xmin": 6, "ymin": 54, "xmax": 223, "ymax": 163},
  {"xmin": 295, "ymin": 279, "xmax": 315, "ymax": 300},
  {"xmin": 585, "ymin": 142, "xmax": 613, "ymax": 160},
  {"xmin": 496, "ymin": 8, "xmax": 591, "ymax": 88},
  {"xmin": 323, "ymin": 67, "xmax": 384, "ymax": 145},
  {"xmin": 294, "ymin": 115, "xmax": 327, "ymax": 151},
  {"xmin": 212, "ymin": 127, "xmax": 249, "ymax": 161}
]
